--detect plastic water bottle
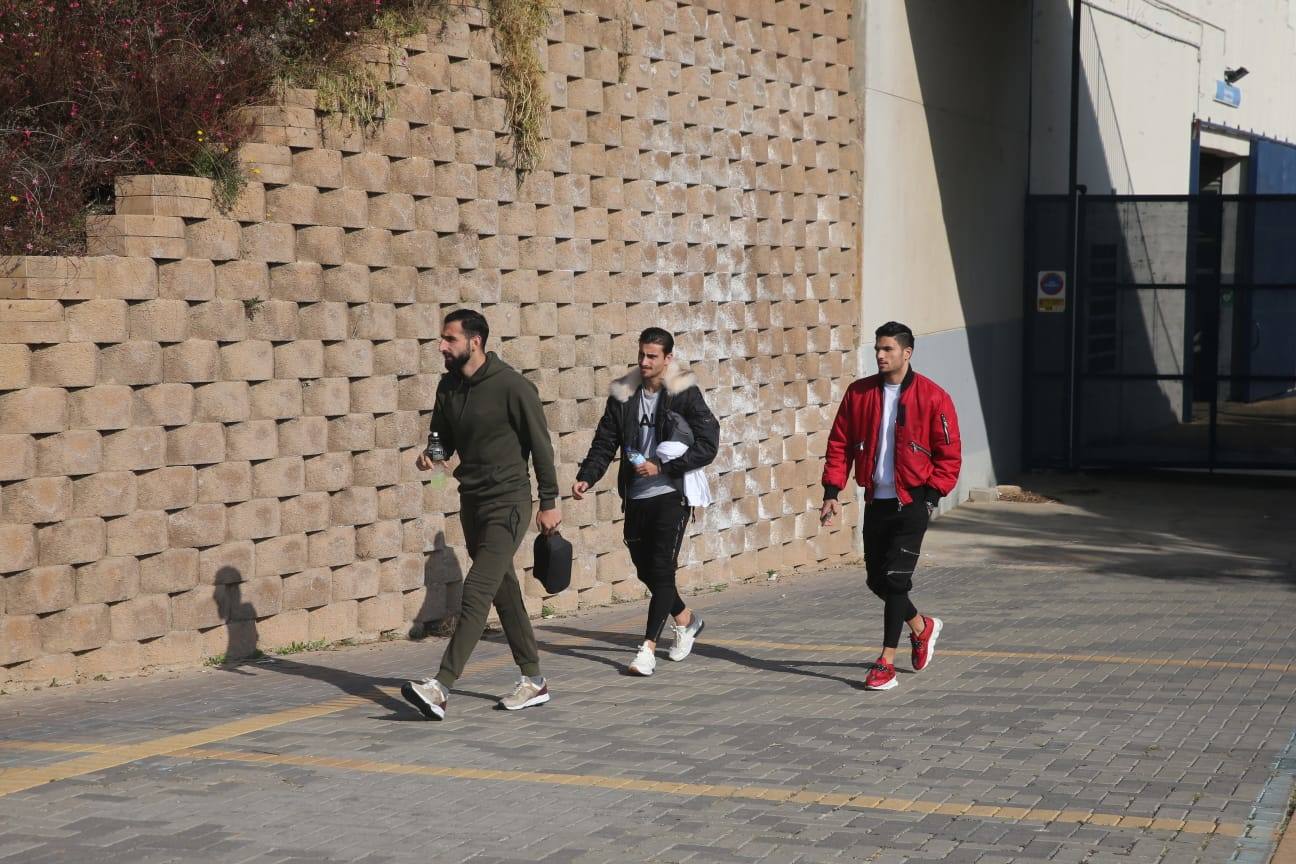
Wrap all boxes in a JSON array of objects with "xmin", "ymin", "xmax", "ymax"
[
  {"xmin": 426, "ymin": 432, "xmax": 447, "ymax": 461},
  {"xmin": 426, "ymin": 432, "xmax": 448, "ymax": 490},
  {"xmin": 625, "ymin": 447, "xmax": 646, "ymax": 467}
]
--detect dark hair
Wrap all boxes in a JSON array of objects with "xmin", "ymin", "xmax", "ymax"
[
  {"xmin": 444, "ymin": 309, "xmax": 489, "ymax": 348},
  {"xmin": 874, "ymin": 321, "xmax": 914, "ymax": 351},
  {"xmin": 638, "ymin": 326, "xmax": 674, "ymax": 355}
]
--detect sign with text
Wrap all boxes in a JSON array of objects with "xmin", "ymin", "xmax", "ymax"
[
  {"xmin": 1037, "ymin": 270, "xmax": 1067, "ymax": 313},
  {"xmin": 1214, "ymin": 80, "xmax": 1242, "ymax": 108}
]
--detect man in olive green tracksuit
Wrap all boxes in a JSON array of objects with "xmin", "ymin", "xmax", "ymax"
[{"xmin": 401, "ymin": 309, "xmax": 562, "ymax": 720}]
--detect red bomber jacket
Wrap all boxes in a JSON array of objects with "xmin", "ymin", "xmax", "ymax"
[{"xmin": 821, "ymin": 367, "xmax": 962, "ymax": 506}]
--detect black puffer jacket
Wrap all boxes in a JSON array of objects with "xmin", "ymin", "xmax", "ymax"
[{"xmin": 576, "ymin": 362, "xmax": 719, "ymax": 504}]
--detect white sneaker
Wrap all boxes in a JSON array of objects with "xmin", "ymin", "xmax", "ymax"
[
  {"xmin": 668, "ymin": 612, "xmax": 705, "ymax": 662},
  {"xmin": 628, "ymin": 642, "xmax": 656, "ymax": 676},
  {"xmin": 498, "ymin": 676, "xmax": 550, "ymax": 711},
  {"xmin": 400, "ymin": 677, "xmax": 447, "ymax": 720}
]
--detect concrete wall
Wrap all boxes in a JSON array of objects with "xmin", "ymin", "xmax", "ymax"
[
  {"xmin": 855, "ymin": 0, "xmax": 1032, "ymax": 501},
  {"xmin": 1031, "ymin": 0, "xmax": 1296, "ymax": 195},
  {"xmin": 0, "ymin": 0, "xmax": 861, "ymax": 685}
]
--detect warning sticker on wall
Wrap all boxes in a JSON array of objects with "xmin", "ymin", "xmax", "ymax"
[{"xmin": 1037, "ymin": 270, "xmax": 1066, "ymax": 313}]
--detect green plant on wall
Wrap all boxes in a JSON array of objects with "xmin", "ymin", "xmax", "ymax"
[
  {"xmin": 311, "ymin": 64, "xmax": 391, "ymax": 132},
  {"xmin": 617, "ymin": 0, "xmax": 634, "ymax": 83},
  {"xmin": 188, "ymin": 143, "xmax": 246, "ymax": 214},
  {"xmin": 0, "ymin": 0, "xmax": 558, "ymax": 254},
  {"xmin": 487, "ymin": 0, "xmax": 555, "ymax": 175},
  {"xmin": 290, "ymin": 0, "xmax": 555, "ymax": 174}
]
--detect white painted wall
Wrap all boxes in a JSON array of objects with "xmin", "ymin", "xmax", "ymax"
[
  {"xmin": 857, "ymin": 0, "xmax": 1030, "ymax": 339},
  {"xmin": 854, "ymin": 0, "xmax": 1032, "ymax": 497},
  {"xmin": 1031, "ymin": 0, "xmax": 1296, "ymax": 195},
  {"xmin": 847, "ymin": 0, "xmax": 1295, "ymax": 492}
]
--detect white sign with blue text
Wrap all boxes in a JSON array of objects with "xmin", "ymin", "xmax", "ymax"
[{"xmin": 1214, "ymin": 80, "xmax": 1242, "ymax": 108}]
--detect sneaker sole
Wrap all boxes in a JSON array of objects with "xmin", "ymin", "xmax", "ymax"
[
  {"xmin": 864, "ymin": 677, "xmax": 899, "ymax": 691},
  {"xmin": 400, "ymin": 682, "xmax": 445, "ymax": 720},
  {"xmin": 914, "ymin": 617, "xmax": 943, "ymax": 672},
  {"xmin": 500, "ymin": 692, "xmax": 551, "ymax": 711},
  {"xmin": 668, "ymin": 619, "xmax": 705, "ymax": 662},
  {"xmin": 628, "ymin": 664, "xmax": 655, "ymax": 676}
]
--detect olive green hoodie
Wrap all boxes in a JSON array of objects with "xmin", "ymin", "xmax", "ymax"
[{"xmin": 426, "ymin": 352, "xmax": 559, "ymax": 509}]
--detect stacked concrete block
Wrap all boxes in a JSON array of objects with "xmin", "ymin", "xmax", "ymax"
[{"xmin": 0, "ymin": 0, "xmax": 858, "ymax": 684}]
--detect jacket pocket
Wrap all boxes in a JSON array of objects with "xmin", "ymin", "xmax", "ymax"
[
  {"xmin": 907, "ymin": 440, "xmax": 932, "ymax": 458},
  {"xmin": 940, "ymin": 413, "xmax": 951, "ymax": 445}
]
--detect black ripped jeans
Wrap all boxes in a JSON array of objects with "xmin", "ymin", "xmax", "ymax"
[
  {"xmin": 863, "ymin": 495, "xmax": 932, "ymax": 649},
  {"xmin": 624, "ymin": 493, "xmax": 691, "ymax": 643}
]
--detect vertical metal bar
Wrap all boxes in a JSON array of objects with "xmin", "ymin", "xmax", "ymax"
[
  {"xmin": 1069, "ymin": 194, "xmax": 1086, "ymax": 468},
  {"xmin": 1022, "ymin": 199, "xmax": 1034, "ymax": 468},
  {"xmin": 1202, "ymin": 197, "xmax": 1223, "ymax": 471},
  {"xmin": 1065, "ymin": 0, "xmax": 1083, "ymax": 469},
  {"xmin": 1067, "ymin": 1, "xmax": 1082, "ymax": 201}
]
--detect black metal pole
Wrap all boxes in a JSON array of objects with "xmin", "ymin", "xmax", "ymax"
[
  {"xmin": 1067, "ymin": 0, "xmax": 1082, "ymax": 200},
  {"xmin": 1065, "ymin": 0, "xmax": 1083, "ymax": 469}
]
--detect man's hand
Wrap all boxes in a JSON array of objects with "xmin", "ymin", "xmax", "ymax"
[
  {"xmin": 819, "ymin": 499, "xmax": 841, "ymax": 527},
  {"xmin": 415, "ymin": 452, "xmax": 435, "ymax": 471},
  {"xmin": 571, "ymin": 481, "xmax": 589, "ymax": 500},
  {"xmin": 634, "ymin": 460, "xmax": 660, "ymax": 477},
  {"xmin": 537, "ymin": 507, "xmax": 562, "ymax": 536}
]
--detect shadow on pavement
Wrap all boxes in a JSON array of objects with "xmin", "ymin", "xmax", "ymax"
[
  {"xmin": 926, "ymin": 473, "xmax": 1296, "ymax": 590},
  {"xmin": 253, "ymin": 656, "xmax": 420, "ymax": 718},
  {"xmin": 538, "ymin": 624, "xmax": 888, "ymax": 690}
]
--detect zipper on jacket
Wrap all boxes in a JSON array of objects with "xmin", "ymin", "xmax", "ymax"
[
  {"xmin": 909, "ymin": 440, "xmax": 932, "ymax": 457},
  {"xmin": 940, "ymin": 413, "xmax": 950, "ymax": 445}
]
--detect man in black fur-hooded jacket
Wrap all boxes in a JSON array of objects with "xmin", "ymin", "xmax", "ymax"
[{"xmin": 573, "ymin": 327, "xmax": 720, "ymax": 677}]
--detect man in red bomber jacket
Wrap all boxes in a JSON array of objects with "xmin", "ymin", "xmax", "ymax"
[{"xmin": 819, "ymin": 321, "xmax": 962, "ymax": 691}]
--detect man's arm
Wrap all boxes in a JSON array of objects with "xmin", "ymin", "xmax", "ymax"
[
  {"xmin": 417, "ymin": 383, "xmax": 456, "ymax": 470},
  {"xmin": 926, "ymin": 390, "xmax": 961, "ymax": 497},
  {"xmin": 658, "ymin": 388, "xmax": 719, "ymax": 477},
  {"xmin": 575, "ymin": 396, "xmax": 622, "ymax": 487},
  {"xmin": 514, "ymin": 379, "xmax": 560, "ymax": 510},
  {"xmin": 820, "ymin": 387, "xmax": 856, "ymax": 501}
]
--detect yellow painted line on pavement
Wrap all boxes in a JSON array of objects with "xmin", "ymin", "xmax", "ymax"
[
  {"xmin": 0, "ymin": 696, "xmax": 366, "ymax": 797},
  {"xmin": 0, "ymin": 614, "xmax": 642, "ymax": 798},
  {"xmin": 705, "ymin": 638, "xmax": 1296, "ymax": 673},
  {"xmin": 168, "ymin": 745, "xmax": 1244, "ymax": 838},
  {"xmin": 0, "ymin": 740, "xmax": 114, "ymax": 754}
]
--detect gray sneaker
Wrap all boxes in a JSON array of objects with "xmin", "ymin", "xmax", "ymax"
[
  {"xmin": 401, "ymin": 677, "xmax": 447, "ymax": 720},
  {"xmin": 668, "ymin": 612, "xmax": 705, "ymax": 661},
  {"xmin": 498, "ymin": 676, "xmax": 550, "ymax": 711}
]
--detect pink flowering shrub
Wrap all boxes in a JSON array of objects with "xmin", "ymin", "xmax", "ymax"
[{"xmin": 1, "ymin": 0, "xmax": 433, "ymax": 254}]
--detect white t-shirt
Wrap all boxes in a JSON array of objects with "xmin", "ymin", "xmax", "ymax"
[
  {"xmin": 630, "ymin": 389, "xmax": 674, "ymax": 500},
  {"xmin": 872, "ymin": 383, "xmax": 901, "ymax": 499}
]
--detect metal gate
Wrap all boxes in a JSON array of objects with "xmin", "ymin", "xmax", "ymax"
[{"xmin": 1024, "ymin": 194, "xmax": 1296, "ymax": 471}]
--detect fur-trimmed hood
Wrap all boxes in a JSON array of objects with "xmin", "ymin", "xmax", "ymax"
[{"xmin": 609, "ymin": 362, "xmax": 697, "ymax": 403}]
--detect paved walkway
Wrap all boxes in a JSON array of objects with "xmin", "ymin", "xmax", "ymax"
[{"xmin": 2, "ymin": 475, "xmax": 1295, "ymax": 863}]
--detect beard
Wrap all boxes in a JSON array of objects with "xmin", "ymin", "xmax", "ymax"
[{"xmin": 443, "ymin": 348, "xmax": 470, "ymax": 373}]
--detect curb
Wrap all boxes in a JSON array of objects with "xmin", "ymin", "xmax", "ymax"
[{"xmin": 1235, "ymin": 726, "xmax": 1296, "ymax": 864}]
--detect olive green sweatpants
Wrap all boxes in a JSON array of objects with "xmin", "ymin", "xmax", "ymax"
[{"xmin": 435, "ymin": 498, "xmax": 540, "ymax": 687}]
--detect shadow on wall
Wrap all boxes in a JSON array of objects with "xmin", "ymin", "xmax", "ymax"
[
  {"xmin": 216, "ymin": 566, "xmax": 258, "ymax": 668},
  {"xmin": 211, "ymin": 529, "xmax": 466, "ymax": 660},
  {"xmin": 412, "ymin": 530, "xmax": 464, "ymax": 638},
  {"xmin": 901, "ymin": 0, "xmax": 1178, "ymax": 474},
  {"xmin": 211, "ymin": 565, "xmax": 420, "ymax": 717}
]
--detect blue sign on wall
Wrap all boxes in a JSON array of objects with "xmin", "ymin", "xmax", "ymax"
[{"xmin": 1214, "ymin": 80, "xmax": 1242, "ymax": 108}]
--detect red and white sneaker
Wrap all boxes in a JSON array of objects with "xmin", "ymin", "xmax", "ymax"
[
  {"xmin": 864, "ymin": 658, "xmax": 898, "ymax": 690},
  {"xmin": 910, "ymin": 615, "xmax": 943, "ymax": 672}
]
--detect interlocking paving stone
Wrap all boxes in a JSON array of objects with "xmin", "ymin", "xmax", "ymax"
[{"xmin": 2, "ymin": 552, "xmax": 1295, "ymax": 863}]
